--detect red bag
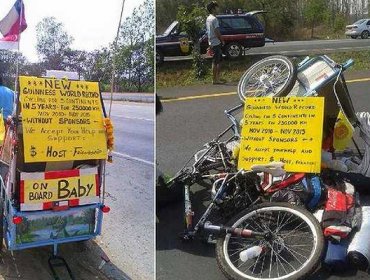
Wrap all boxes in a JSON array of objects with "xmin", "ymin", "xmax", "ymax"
[{"xmin": 322, "ymin": 187, "xmax": 354, "ymax": 240}]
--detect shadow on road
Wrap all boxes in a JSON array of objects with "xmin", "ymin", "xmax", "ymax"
[
  {"xmin": 156, "ymin": 182, "xmax": 216, "ymax": 258},
  {"xmin": 0, "ymin": 240, "xmax": 131, "ymax": 280}
]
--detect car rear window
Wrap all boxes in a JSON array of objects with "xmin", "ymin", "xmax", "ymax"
[
  {"xmin": 353, "ymin": 19, "xmax": 366, "ymax": 25},
  {"xmin": 219, "ymin": 17, "xmax": 252, "ymax": 30}
]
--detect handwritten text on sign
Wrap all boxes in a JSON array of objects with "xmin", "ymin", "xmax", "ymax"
[
  {"xmin": 238, "ymin": 97, "xmax": 324, "ymax": 173},
  {"xmin": 21, "ymin": 170, "xmax": 98, "ymax": 205},
  {"xmin": 19, "ymin": 76, "xmax": 107, "ymax": 162}
]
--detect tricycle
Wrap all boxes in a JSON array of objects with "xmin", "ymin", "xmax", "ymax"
[{"xmin": 0, "ymin": 73, "xmax": 113, "ymax": 279}]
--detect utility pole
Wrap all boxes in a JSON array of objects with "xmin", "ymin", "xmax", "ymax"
[{"xmin": 109, "ymin": 0, "xmax": 125, "ymax": 118}]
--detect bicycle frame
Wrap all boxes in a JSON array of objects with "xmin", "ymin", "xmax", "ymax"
[
  {"xmin": 168, "ymin": 104, "xmax": 243, "ymax": 187},
  {"xmin": 183, "ymin": 170, "xmax": 261, "ymax": 239}
]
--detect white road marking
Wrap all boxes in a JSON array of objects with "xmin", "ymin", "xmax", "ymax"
[
  {"xmin": 112, "ymin": 151, "xmax": 154, "ymax": 166},
  {"xmin": 113, "ymin": 115, "xmax": 154, "ymax": 122}
]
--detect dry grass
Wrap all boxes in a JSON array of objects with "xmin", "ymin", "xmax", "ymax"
[{"xmin": 156, "ymin": 50, "xmax": 370, "ymax": 89}]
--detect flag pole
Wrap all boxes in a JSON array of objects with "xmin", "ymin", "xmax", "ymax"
[
  {"xmin": 9, "ymin": 0, "xmax": 24, "ymax": 199},
  {"xmin": 14, "ymin": 0, "xmax": 24, "ymax": 98},
  {"xmin": 109, "ymin": 0, "xmax": 125, "ymax": 118}
]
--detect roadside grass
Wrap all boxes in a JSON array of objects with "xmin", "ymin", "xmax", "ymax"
[{"xmin": 156, "ymin": 50, "xmax": 370, "ymax": 88}]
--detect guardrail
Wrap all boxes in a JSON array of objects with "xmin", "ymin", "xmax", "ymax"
[{"xmin": 101, "ymin": 92, "xmax": 154, "ymax": 103}]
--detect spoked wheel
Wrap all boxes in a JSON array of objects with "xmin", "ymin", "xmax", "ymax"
[
  {"xmin": 237, "ymin": 56, "xmax": 297, "ymax": 102},
  {"xmin": 216, "ymin": 203, "xmax": 324, "ymax": 280}
]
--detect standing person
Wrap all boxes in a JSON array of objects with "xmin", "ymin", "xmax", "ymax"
[
  {"xmin": 206, "ymin": 1, "xmax": 225, "ymax": 84},
  {"xmin": 0, "ymin": 76, "xmax": 14, "ymax": 121}
]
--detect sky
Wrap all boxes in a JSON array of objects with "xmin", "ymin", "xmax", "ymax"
[{"xmin": 0, "ymin": 0, "xmax": 145, "ymax": 62}]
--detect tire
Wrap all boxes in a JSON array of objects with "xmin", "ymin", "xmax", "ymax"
[
  {"xmin": 225, "ymin": 43, "xmax": 243, "ymax": 59},
  {"xmin": 361, "ymin": 30, "xmax": 369, "ymax": 39},
  {"xmin": 237, "ymin": 55, "xmax": 297, "ymax": 102},
  {"xmin": 156, "ymin": 50, "xmax": 164, "ymax": 66},
  {"xmin": 351, "ymin": 35, "xmax": 358, "ymax": 39},
  {"xmin": 216, "ymin": 202, "xmax": 324, "ymax": 280}
]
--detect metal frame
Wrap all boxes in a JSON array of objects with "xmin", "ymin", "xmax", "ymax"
[
  {"xmin": 296, "ymin": 55, "xmax": 354, "ymax": 96},
  {"xmin": 0, "ymin": 76, "xmax": 108, "ymax": 256},
  {"xmin": 1, "ymin": 177, "xmax": 104, "ymax": 254}
]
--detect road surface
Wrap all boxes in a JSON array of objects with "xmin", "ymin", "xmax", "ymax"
[
  {"xmin": 164, "ymin": 38, "xmax": 370, "ymax": 62},
  {"xmin": 156, "ymin": 74, "xmax": 370, "ymax": 280}
]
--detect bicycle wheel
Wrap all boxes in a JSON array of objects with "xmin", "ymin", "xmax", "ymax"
[
  {"xmin": 216, "ymin": 202, "xmax": 324, "ymax": 280},
  {"xmin": 237, "ymin": 56, "xmax": 297, "ymax": 102}
]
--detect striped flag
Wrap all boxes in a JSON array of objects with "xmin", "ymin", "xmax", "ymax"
[{"xmin": 0, "ymin": 0, "xmax": 27, "ymax": 50}]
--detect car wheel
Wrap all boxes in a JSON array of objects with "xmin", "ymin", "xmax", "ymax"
[
  {"xmin": 361, "ymin": 30, "xmax": 369, "ymax": 39},
  {"xmin": 156, "ymin": 50, "xmax": 164, "ymax": 66},
  {"xmin": 225, "ymin": 43, "xmax": 243, "ymax": 59},
  {"xmin": 351, "ymin": 35, "xmax": 358, "ymax": 39}
]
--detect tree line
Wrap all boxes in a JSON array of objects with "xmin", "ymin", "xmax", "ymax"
[
  {"xmin": 157, "ymin": 0, "xmax": 369, "ymax": 40},
  {"xmin": 2, "ymin": 0, "xmax": 154, "ymax": 93}
]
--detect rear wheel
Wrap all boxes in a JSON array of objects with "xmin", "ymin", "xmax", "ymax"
[
  {"xmin": 237, "ymin": 55, "xmax": 297, "ymax": 102},
  {"xmin": 225, "ymin": 43, "xmax": 243, "ymax": 59},
  {"xmin": 216, "ymin": 203, "xmax": 324, "ymax": 280},
  {"xmin": 351, "ymin": 35, "xmax": 358, "ymax": 39},
  {"xmin": 361, "ymin": 30, "xmax": 369, "ymax": 39}
]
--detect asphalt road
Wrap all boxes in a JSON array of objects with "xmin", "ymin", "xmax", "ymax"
[
  {"xmin": 156, "ymin": 74, "xmax": 370, "ymax": 279},
  {"xmin": 0, "ymin": 101, "xmax": 154, "ymax": 280},
  {"xmin": 164, "ymin": 38, "xmax": 370, "ymax": 62},
  {"xmin": 100, "ymin": 101, "xmax": 154, "ymax": 280},
  {"xmin": 105, "ymin": 101, "xmax": 154, "ymax": 165}
]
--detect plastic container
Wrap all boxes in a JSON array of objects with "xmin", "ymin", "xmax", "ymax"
[{"xmin": 239, "ymin": 246, "xmax": 263, "ymax": 262}]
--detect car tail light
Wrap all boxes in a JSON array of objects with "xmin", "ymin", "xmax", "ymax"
[
  {"xmin": 13, "ymin": 216, "xmax": 23, "ymax": 224},
  {"xmin": 101, "ymin": 205, "xmax": 110, "ymax": 213}
]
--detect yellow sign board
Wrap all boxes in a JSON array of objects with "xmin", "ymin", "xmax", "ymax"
[
  {"xmin": 20, "ymin": 169, "xmax": 99, "ymax": 210},
  {"xmin": 19, "ymin": 76, "xmax": 107, "ymax": 162},
  {"xmin": 238, "ymin": 97, "xmax": 325, "ymax": 173},
  {"xmin": 22, "ymin": 174, "xmax": 97, "ymax": 205}
]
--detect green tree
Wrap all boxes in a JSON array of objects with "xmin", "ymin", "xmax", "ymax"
[
  {"xmin": 116, "ymin": 0, "xmax": 154, "ymax": 92},
  {"xmin": 0, "ymin": 50, "xmax": 28, "ymax": 89},
  {"xmin": 333, "ymin": 13, "xmax": 347, "ymax": 35},
  {"xmin": 177, "ymin": 4, "xmax": 207, "ymax": 79},
  {"xmin": 81, "ymin": 48, "xmax": 113, "ymax": 86},
  {"xmin": 36, "ymin": 17, "xmax": 74, "ymax": 70},
  {"xmin": 303, "ymin": 0, "xmax": 328, "ymax": 38}
]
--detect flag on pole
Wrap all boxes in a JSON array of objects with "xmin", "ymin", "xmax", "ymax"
[{"xmin": 0, "ymin": 0, "xmax": 27, "ymax": 50}]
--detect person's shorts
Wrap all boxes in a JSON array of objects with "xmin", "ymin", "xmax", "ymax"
[{"xmin": 211, "ymin": 44, "xmax": 222, "ymax": 64}]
